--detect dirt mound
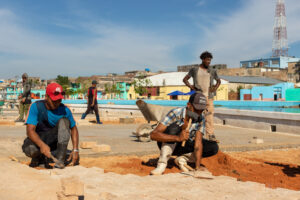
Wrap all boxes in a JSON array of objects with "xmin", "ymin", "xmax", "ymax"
[{"xmin": 79, "ymin": 151, "xmax": 300, "ymax": 191}]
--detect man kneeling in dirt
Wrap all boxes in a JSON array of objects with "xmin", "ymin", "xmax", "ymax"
[
  {"xmin": 22, "ymin": 83, "xmax": 79, "ymax": 168},
  {"xmin": 150, "ymin": 92, "xmax": 218, "ymax": 175}
]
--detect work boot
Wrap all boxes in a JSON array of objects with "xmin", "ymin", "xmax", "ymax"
[
  {"xmin": 150, "ymin": 163, "xmax": 167, "ymax": 175},
  {"xmin": 29, "ymin": 155, "xmax": 43, "ymax": 168},
  {"xmin": 81, "ymin": 113, "xmax": 86, "ymax": 120},
  {"xmin": 54, "ymin": 143, "xmax": 68, "ymax": 169},
  {"xmin": 96, "ymin": 116, "xmax": 102, "ymax": 124},
  {"xmin": 174, "ymin": 156, "xmax": 190, "ymax": 172},
  {"xmin": 150, "ymin": 143, "xmax": 175, "ymax": 175}
]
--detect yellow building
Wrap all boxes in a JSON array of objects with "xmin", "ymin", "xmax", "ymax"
[{"xmin": 127, "ymin": 72, "xmax": 229, "ymax": 101}]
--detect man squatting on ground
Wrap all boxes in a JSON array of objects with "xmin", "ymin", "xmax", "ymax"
[
  {"xmin": 22, "ymin": 83, "xmax": 79, "ymax": 168},
  {"xmin": 183, "ymin": 51, "xmax": 221, "ymax": 142},
  {"xmin": 15, "ymin": 73, "xmax": 32, "ymax": 122},
  {"xmin": 150, "ymin": 92, "xmax": 219, "ymax": 175},
  {"xmin": 81, "ymin": 80, "xmax": 102, "ymax": 124}
]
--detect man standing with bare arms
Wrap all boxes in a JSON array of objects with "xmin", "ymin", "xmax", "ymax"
[{"xmin": 183, "ymin": 51, "xmax": 221, "ymax": 142}]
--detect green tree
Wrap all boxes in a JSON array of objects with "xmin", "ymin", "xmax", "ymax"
[
  {"xmin": 132, "ymin": 75, "xmax": 152, "ymax": 95},
  {"xmin": 104, "ymin": 83, "xmax": 121, "ymax": 99},
  {"xmin": 56, "ymin": 75, "xmax": 70, "ymax": 87}
]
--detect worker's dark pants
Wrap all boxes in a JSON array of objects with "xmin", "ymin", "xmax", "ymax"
[
  {"xmin": 82, "ymin": 104, "xmax": 100, "ymax": 121},
  {"xmin": 157, "ymin": 139, "xmax": 219, "ymax": 157},
  {"xmin": 22, "ymin": 118, "xmax": 71, "ymax": 158}
]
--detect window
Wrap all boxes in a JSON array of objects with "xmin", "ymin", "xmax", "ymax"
[{"xmin": 272, "ymin": 60, "xmax": 279, "ymax": 65}]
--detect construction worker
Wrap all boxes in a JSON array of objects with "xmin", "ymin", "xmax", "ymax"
[
  {"xmin": 183, "ymin": 51, "xmax": 221, "ymax": 142},
  {"xmin": 22, "ymin": 83, "xmax": 79, "ymax": 168},
  {"xmin": 81, "ymin": 80, "xmax": 102, "ymax": 124},
  {"xmin": 15, "ymin": 73, "xmax": 32, "ymax": 122},
  {"xmin": 150, "ymin": 92, "xmax": 219, "ymax": 175}
]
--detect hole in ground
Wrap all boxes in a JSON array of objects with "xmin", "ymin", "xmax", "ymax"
[{"xmin": 78, "ymin": 151, "xmax": 300, "ymax": 191}]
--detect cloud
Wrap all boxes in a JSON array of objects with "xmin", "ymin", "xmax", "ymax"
[
  {"xmin": 0, "ymin": 9, "xmax": 183, "ymax": 79},
  {"xmin": 196, "ymin": 0, "xmax": 206, "ymax": 7},
  {"xmin": 195, "ymin": 0, "xmax": 300, "ymax": 67}
]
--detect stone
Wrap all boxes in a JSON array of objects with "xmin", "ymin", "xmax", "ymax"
[
  {"xmin": 119, "ymin": 118, "xmax": 135, "ymax": 124},
  {"xmin": 60, "ymin": 176, "xmax": 84, "ymax": 196},
  {"xmin": 251, "ymin": 138, "xmax": 264, "ymax": 144},
  {"xmin": 92, "ymin": 144, "xmax": 111, "ymax": 153},
  {"xmin": 80, "ymin": 141, "xmax": 97, "ymax": 149},
  {"xmin": 57, "ymin": 192, "xmax": 79, "ymax": 200},
  {"xmin": 99, "ymin": 192, "xmax": 118, "ymax": 200}
]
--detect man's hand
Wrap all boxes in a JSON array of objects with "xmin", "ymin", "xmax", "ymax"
[
  {"xmin": 209, "ymin": 86, "xmax": 217, "ymax": 93},
  {"xmin": 40, "ymin": 143, "xmax": 51, "ymax": 158},
  {"xmin": 90, "ymin": 103, "xmax": 94, "ymax": 108},
  {"xmin": 190, "ymin": 85, "xmax": 196, "ymax": 91},
  {"xmin": 21, "ymin": 97, "xmax": 26, "ymax": 103},
  {"xmin": 178, "ymin": 130, "xmax": 189, "ymax": 142},
  {"xmin": 67, "ymin": 151, "xmax": 79, "ymax": 166}
]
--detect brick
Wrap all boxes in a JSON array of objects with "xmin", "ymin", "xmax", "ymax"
[
  {"xmin": 60, "ymin": 176, "xmax": 84, "ymax": 196},
  {"xmin": 119, "ymin": 118, "xmax": 135, "ymax": 124},
  {"xmin": 80, "ymin": 141, "xmax": 97, "ymax": 149},
  {"xmin": 92, "ymin": 144, "xmax": 111, "ymax": 153}
]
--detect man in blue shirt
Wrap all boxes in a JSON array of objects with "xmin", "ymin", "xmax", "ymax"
[{"xmin": 22, "ymin": 83, "xmax": 79, "ymax": 168}]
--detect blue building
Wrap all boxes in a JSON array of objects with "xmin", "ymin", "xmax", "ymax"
[
  {"xmin": 240, "ymin": 56, "xmax": 300, "ymax": 69},
  {"xmin": 240, "ymin": 82, "xmax": 294, "ymax": 101}
]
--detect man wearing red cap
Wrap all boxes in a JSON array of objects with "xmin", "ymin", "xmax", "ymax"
[{"xmin": 22, "ymin": 83, "xmax": 79, "ymax": 168}]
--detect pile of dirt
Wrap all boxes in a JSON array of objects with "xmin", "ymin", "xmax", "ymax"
[{"xmin": 79, "ymin": 150, "xmax": 300, "ymax": 191}]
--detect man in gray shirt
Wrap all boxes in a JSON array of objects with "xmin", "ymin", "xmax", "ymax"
[
  {"xmin": 183, "ymin": 51, "xmax": 221, "ymax": 141},
  {"xmin": 15, "ymin": 73, "xmax": 32, "ymax": 122}
]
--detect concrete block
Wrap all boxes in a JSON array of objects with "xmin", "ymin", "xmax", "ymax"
[
  {"xmin": 60, "ymin": 176, "xmax": 84, "ymax": 196},
  {"xmin": 119, "ymin": 117, "xmax": 135, "ymax": 124},
  {"xmin": 80, "ymin": 141, "xmax": 97, "ymax": 149},
  {"xmin": 92, "ymin": 144, "xmax": 111, "ymax": 152},
  {"xmin": 250, "ymin": 138, "xmax": 264, "ymax": 144}
]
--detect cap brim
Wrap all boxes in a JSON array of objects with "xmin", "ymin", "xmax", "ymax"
[
  {"xmin": 192, "ymin": 103, "xmax": 206, "ymax": 111},
  {"xmin": 49, "ymin": 94, "xmax": 63, "ymax": 101}
]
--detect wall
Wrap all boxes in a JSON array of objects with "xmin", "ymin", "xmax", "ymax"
[
  {"xmin": 214, "ymin": 84, "xmax": 228, "ymax": 100},
  {"xmin": 251, "ymin": 82, "xmax": 294, "ymax": 101},
  {"xmin": 239, "ymin": 83, "xmax": 294, "ymax": 101},
  {"xmin": 286, "ymin": 88, "xmax": 300, "ymax": 101}
]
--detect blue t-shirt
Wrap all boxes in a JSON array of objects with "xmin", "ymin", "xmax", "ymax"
[{"xmin": 26, "ymin": 102, "xmax": 76, "ymax": 128}]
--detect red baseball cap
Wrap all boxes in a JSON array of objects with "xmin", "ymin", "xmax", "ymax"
[{"xmin": 46, "ymin": 83, "xmax": 64, "ymax": 101}]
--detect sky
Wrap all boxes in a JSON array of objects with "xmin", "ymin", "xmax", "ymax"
[{"xmin": 1, "ymin": 0, "xmax": 300, "ymax": 79}]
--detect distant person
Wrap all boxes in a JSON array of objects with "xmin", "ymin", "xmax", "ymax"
[
  {"xmin": 183, "ymin": 51, "xmax": 221, "ymax": 142},
  {"xmin": 81, "ymin": 80, "xmax": 102, "ymax": 124},
  {"xmin": 15, "ymin": 73, "xmax": 32, "ymax": 122},
  {"xmin": 22, "ymin": 83, "xmax": 79, "ymax": 168},
  {"xmin": 150, "ymin": 93, "xmax": 219, "ymax": 175}
]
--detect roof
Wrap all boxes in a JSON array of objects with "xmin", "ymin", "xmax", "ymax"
[
  {"xmin": 147, "ymin": 72, "xmax": 191, "ymax": 86},
  {"xmin": 219, "ymin": 75, "xmax": 283, "ymax": 84},
  {"xmin": 147, "ymin": 72, "xmax": 228, "ymax": 87}
]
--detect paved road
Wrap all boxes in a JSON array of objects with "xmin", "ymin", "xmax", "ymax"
[{"xmin": 1, "ymin": 123, "xmax": 300, "ymax": 160}]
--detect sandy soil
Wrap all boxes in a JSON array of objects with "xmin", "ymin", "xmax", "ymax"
[{"xmin": 79, "ymin": 149, "xmax": 300, "ymax": 191}]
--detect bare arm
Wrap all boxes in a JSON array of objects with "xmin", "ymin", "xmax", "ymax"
[
  {"xmin": 150, "ymin": 123, "xmax": 189, "ymax": 143},
  {"xmin": 194, "ymin": 130, "xmax": 203, "ymax": 170},
  {"xmin": 183, "ymin": 74, "xmax": 195, "ymax": 90},
  {"xmin": 26, "ymin": 124, "xmax": 51, "ymax": 158}
]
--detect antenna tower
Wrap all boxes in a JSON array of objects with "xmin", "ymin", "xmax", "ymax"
[{"xmin": 272, "ymin": 0, "xmax": 288, "ymax": 57}]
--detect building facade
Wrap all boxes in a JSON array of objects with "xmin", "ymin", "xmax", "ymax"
[
  {"xmin": 240, "ymin": 56, "xmax": 300, "ymax": 69},
  {"xmin": 240, "ymin": 82, "xmax": 294, "ymax": 101}
]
